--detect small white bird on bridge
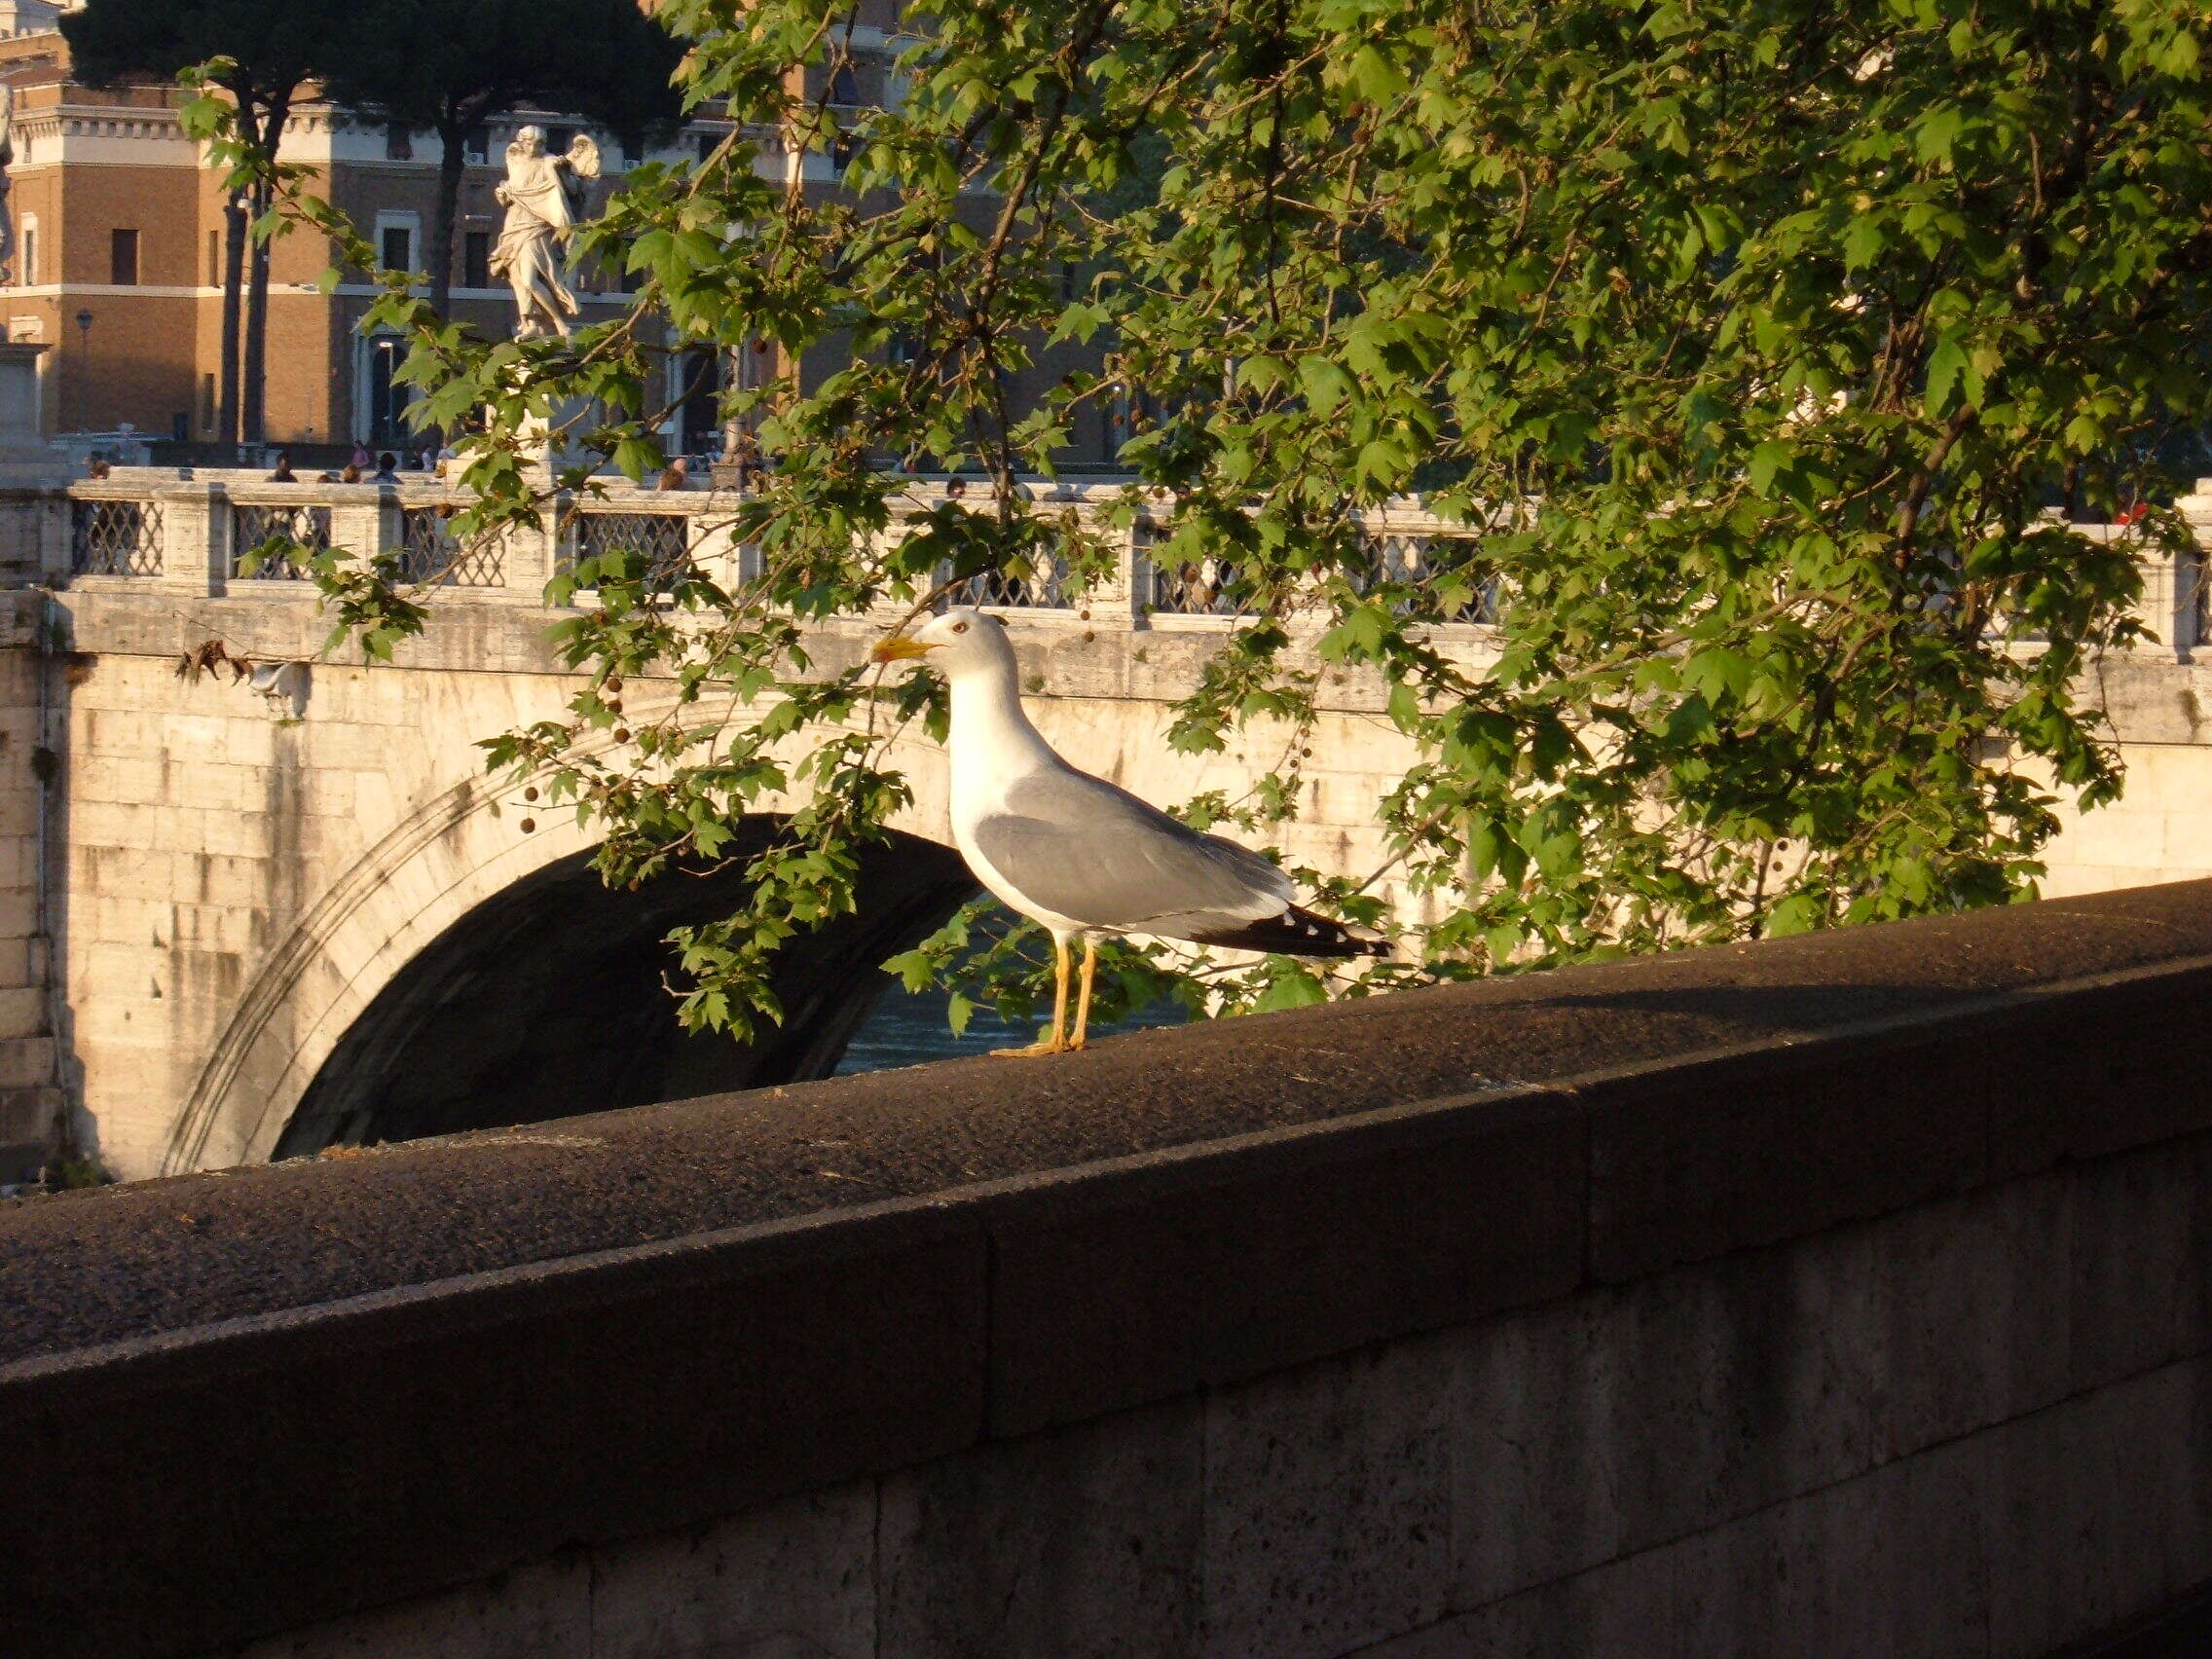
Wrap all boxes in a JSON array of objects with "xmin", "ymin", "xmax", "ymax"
[{"xmin": 872, "ymin": 607, "xmax": 1388, "ymax": 1056}]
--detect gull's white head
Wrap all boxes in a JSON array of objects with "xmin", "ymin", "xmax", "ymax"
[{"xmin": 870, "ymin": 607, "xmax": 1015, "ymax": 682}]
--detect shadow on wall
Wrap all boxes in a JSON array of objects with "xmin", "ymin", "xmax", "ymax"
[{"xmin": 272, "ymin": 828, "xmax": 977, "ymax": 1159}]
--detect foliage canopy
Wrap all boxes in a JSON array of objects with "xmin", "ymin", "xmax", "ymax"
[{"xmin": 196, "ymin": 0, "xmax": 2212, "ymax": 1036}]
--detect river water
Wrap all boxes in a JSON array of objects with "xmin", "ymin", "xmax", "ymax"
[{"xmin": 834, "ymin": 979, "xmax": 1188, "ymax": 1074}]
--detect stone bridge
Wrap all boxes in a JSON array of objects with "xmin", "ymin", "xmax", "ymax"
[{"xmin": 4, "ymin": 468, "xmax": 2212, "ymax": 1184}]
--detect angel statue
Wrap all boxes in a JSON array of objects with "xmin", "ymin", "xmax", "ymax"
[{"xmin": 490, "ymin": 125, "xmax": 601, "ymax": 340}]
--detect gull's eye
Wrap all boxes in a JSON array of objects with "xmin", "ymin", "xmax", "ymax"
[{"xmin": 952, "ymin": 621, "xmax": 969, "ymax": 634}]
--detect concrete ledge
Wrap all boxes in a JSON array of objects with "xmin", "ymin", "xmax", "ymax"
[{"xmin": 7, "ymin": 881, "xmax": 2212, "ymax": 1656}]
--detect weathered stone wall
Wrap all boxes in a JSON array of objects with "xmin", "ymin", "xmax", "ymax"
[
  {"xmin": 230, "ymin": 1143, "xmax": 2212, "ymax": 1659},
  {"xmin": 0, "ymin": 599, "xmax": 57, "ymax": 1183}
]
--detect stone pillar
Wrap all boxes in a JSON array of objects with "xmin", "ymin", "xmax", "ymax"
[
  {"xmin": 530, "ymin": 493, "xmax": 571, "ymax": 592},
  {"xmin": 0, "ymin": 348, "xmax": 72, "ymax": 1185},
  {"xmin": 0, "ymin": 346, "xmax": 70, "ymax": 589},
  {"xmin": 0, "ymin": 591, "xmax": 58, "ymax": 1189},
  {"xmin": 2173, "ymin": 481, "xmax": 2212, "ymax": 657},
  {"xmin": 326, "ymin": 492, "xmax": 388, "ymax": 569},
  {"xmin": 158, "ymin": 483, "xmax": 226, "ymax": 596},
  {"xmin": 1096, "ymin": 502, "xmax": 1141, "ymax": 624},
  {"xmin": 688, "ymin": 503, "xmax": 746, "ymax": 591}
]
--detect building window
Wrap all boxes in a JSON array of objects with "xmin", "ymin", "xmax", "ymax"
[
  {"xmin": 375, "ymin": 213, "xmax": 421, "ymax": 278},
  {"xmin": 201, "ymin": 373, "xmax": 216, "ymax": 432},
  {"xmin": 18, "ymin": 217, "xmax": 35, "ymax": 286},
  {"xmin": 620, "ymin": 132, "xmax": 644, "ymax": 166},
  {"xmin": 463, "ymin": 127, "xmax": 490, "ymax": 166},
  {"xmin": 696, "ymin": 129, "xmax": 719, "ymax": 165},
  {"xmin": 110, "ymin": 229, "xmax": 139, "ymax": 286},
  {"xmin": 207, "ymin": 228, "xmax": 220, "ymax": 287},
  {"xmin": 463, "ymin": 230, "xmax": 491, "ymax": 290},
  {"xmin": 815, "ymin": 53, "xmax": 884, "ymax": 108},
  {"xmin": 385, "ymin": 121, "xmax": 413, "ymax": 162},
  {"xmin": 544, "ymin": 126, "xmax": 576, "ymax": 156}
]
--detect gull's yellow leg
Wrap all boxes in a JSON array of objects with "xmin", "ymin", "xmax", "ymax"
[
  {"xmin": 994, "ymin": 940, "xmax": 1071, "ymax": 1056},
  {"xmin": 1069, "ymin": 939, "xmax": 1099, "ymax": 1051}
]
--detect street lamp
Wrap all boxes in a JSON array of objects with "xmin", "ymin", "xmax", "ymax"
[{"xmin": 74, "ymin": 310, "xmax": 92, "ymax": 443}]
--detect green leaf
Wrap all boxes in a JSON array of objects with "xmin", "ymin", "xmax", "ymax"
[
  {"xmin": 1251, "ymin": 965, "xmax": 1329, "ymax": 1013},
  {"xmin": 1748, "ymin": 441, "xmax": 1791, "ymax": 497},
  {"xmin": 1296, "ymin": 355, "xmax": 1354, "ymax": 414},
  {"xmin": 1923, "ymin": 335, "xmax": 1970, "ymax": 416},
  {"xmin": 1841, "ymin": 213, "xmax": 1886, "ymax": 270}
]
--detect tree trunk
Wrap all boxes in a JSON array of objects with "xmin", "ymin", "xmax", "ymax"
[
  {"xmin": 241, "ymin": 175, "xmax": 273, "ymax": 448},
  {"xmin": 218, "ymin": 194, "xmax": 247, "ymax": 452},
  {"xmin": 429, "ymin": 118, "xmax": 466, "ymax": 320},
  {"xmin": 240, "ymin": 94, "xmax": 294, "ymax": 450}
]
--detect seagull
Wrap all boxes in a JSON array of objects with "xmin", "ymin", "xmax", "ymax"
[{"xmin": 871, "ymin": 608, "xmax": 1388, "ymax": 1056}]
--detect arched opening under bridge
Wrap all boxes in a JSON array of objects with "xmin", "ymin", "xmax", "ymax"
[{"xmin": 273, "ymin": 826, "xmax": 976, "ymax": 1158}]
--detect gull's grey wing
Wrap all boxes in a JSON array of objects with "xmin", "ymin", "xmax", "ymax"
[{"xmin": 973, "ymin": 763, "xmax": 1291, "ymax": 932}]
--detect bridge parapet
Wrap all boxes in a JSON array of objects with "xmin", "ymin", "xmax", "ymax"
[
  {"xmin": 3, "ymin": 881, "xmax": 2211, "ymax": 1657},
  {"xmin": 41, "ymin": 468, "xmax": 2212, "ymax": 658}
]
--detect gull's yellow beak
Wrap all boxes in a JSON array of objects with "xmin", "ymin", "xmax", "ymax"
[{"xmin": 871, "ymin": 635, "xmax": 937, "ymax": 663}]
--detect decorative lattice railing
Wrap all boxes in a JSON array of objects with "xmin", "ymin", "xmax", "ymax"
[
  {"xmin": 231, "ymin": 504, "xmax": 333, "ymax": 580},
  {"xmin": 398, "ymin": 507, "xmax": 504, "ymax": 587},
  {"xmin": 69, "ymin": 499, "xmax": 164, "ymax": 577},
  {"xmin": 571, "ymin": 511, "xmax": 695, "ymax": 592}
]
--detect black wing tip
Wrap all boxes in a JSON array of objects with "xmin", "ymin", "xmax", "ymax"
[{"xmin": 1187, "ymin": 904, "xmax": 1393, "ymax": 960}]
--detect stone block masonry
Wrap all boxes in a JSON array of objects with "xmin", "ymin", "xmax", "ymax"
[
  {"xmin": 5, "ymin": 882, "xmax": 2212, "ymax": 1657},
  {"xmin": 0, "ymin": 595, "xmax": 58, "ymax": 1184}
]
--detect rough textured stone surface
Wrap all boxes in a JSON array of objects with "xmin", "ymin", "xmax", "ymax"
[
  {"xmin": 232, "ymin": 1556, "xmax": 592, "ymax": 1659},
  {"xmin": 588, "ymin": 1486, "xmax": 877, "ymax": 1659},
  {"xmin": 16, "ymin": 882, "xmax": 2212, "ymax": 1365},
  {"xmin": 984, "ymin": 1094, "xmax": 1585, "ymax": 1437},
  {"xmin": 1867, "ymin": 1173, "xmax": 2074, "ymax": 1462},
  {"xmin": 1198, "ymin": 1340, "xmax": 1456, "ymax": 1658},
  {"xmin": 1451, "ymin": 1218, "xmax": 1876, "ymax": 1607},
  {"xmin": 877, "ymin": 1399, "xmax": 1202, "ymax": 1658}
]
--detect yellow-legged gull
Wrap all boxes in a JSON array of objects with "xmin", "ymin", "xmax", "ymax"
[{"xmin": 873, "ymin": 608, "xmax": 1386, "ymax": 1056}]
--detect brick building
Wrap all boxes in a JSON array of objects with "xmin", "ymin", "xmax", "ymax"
[
  {"xmin": 0, "ymin": 4, "xmax": 1122, "ymax": 467},
  {"xmin": 0, "ymin": 15, "xmax": 692, "ymax": 455}
]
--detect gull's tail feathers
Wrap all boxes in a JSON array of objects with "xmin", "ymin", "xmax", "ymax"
[{"xmin": 1183, "ymin": 904, "xmax": 1392, "ymax": 960}]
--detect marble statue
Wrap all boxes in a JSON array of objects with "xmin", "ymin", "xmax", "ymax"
[{"xmin": 491, "ymin": 125, "xmax": 600, "ymax": 340}]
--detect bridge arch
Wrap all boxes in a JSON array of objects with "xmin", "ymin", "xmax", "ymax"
[{"xmin": 163, "ymin": 731, "xmax": 968, "ymax": 1174}]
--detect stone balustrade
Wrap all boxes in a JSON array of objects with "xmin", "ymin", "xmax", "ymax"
[{"xmin": 48, "ymin": 469, "xmax": 2212, "ymax": 658}]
